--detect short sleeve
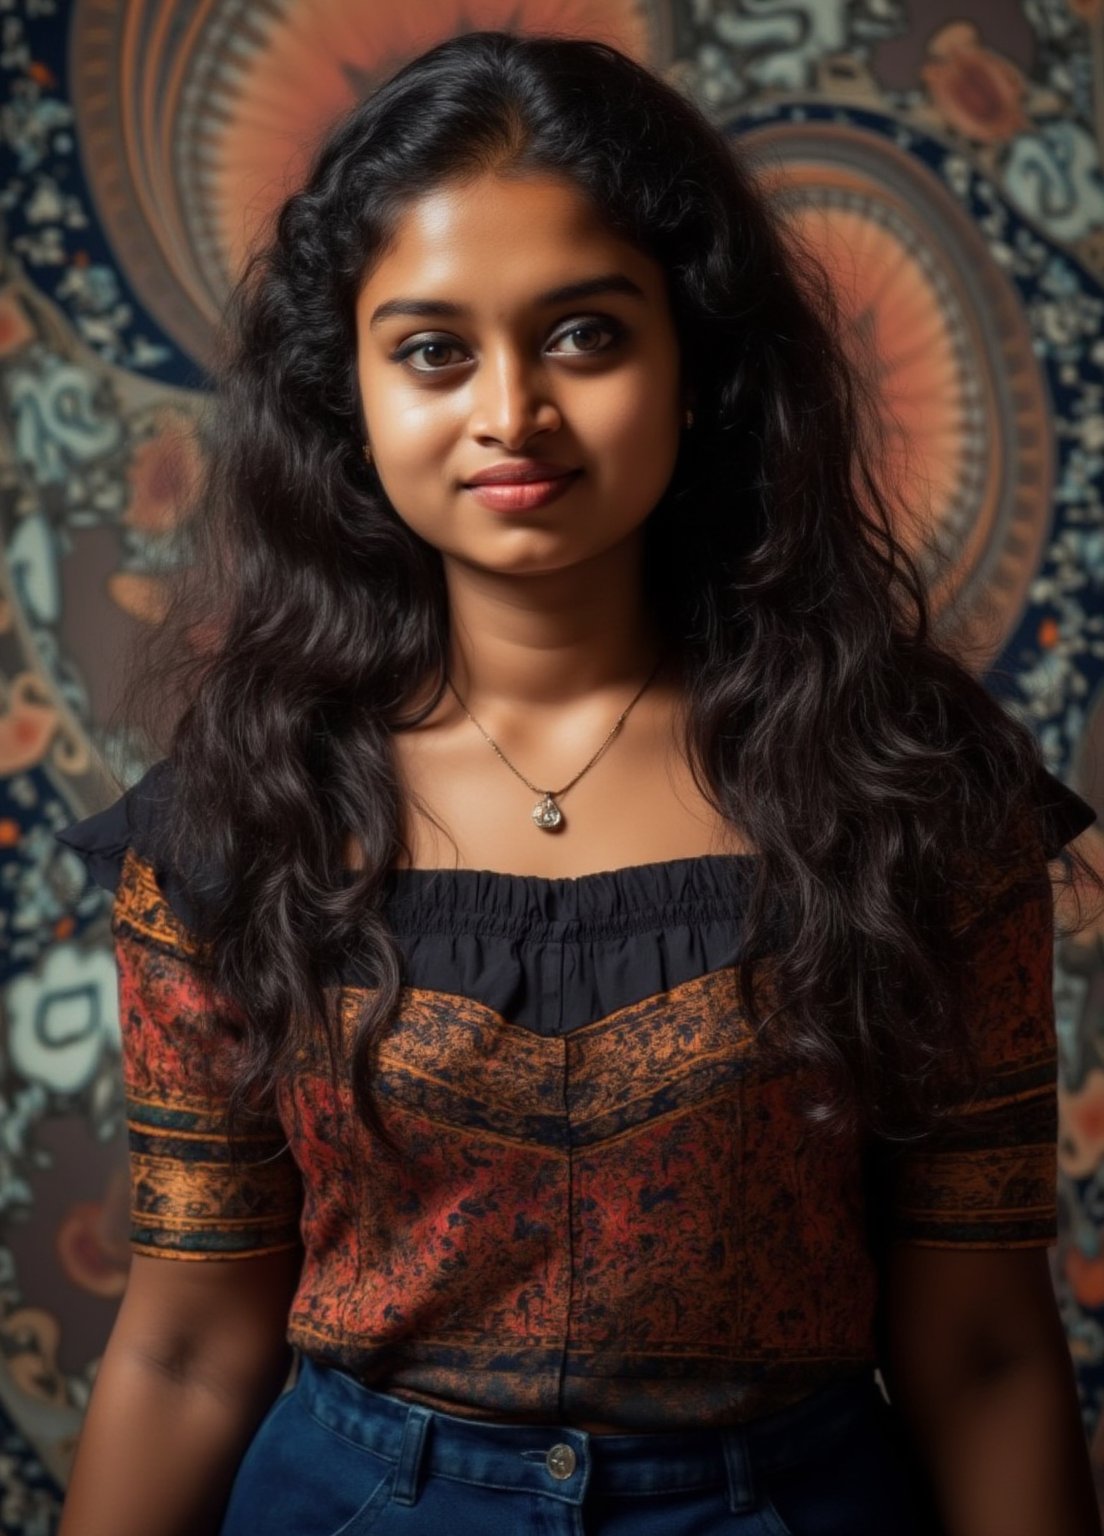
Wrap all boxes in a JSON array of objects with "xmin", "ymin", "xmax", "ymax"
[
  {"xmin": 1031, "ymin": 762, "xmax": 1097, "ymax": 861},
  {"xmin": 885, "ymin": 767, "xmax": 1097, "ymax": 1250},
  {"xmin": 56, "ymin": 766, "xmax": 304, "ymax": 1261},
  {"xmin": 55, "ymin": 757, "xmax": 208, "ymax": 927}
]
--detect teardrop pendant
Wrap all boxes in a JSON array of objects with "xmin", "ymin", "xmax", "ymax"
[{"xmin": 532, "ymin": 793, "xmax": 563, "ymax": 831}]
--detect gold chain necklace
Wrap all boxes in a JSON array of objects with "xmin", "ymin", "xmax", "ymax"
[{"xmin": 445, "ymin": 651, "xmax": 668, "ymax": 832}]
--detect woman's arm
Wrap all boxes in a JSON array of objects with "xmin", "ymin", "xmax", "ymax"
[
  {"xmin": 884, "ymin": 1242, "xmax": 1102, "ymax": 1536},
  {"xmin": 58, "ymin": 1247, "xmax": 303, "ymax": 1536}
]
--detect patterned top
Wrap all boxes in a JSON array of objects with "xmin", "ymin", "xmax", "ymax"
[{"xmin": 55, "ymin": 759, "xmax": 1096, "ymax": 1430}]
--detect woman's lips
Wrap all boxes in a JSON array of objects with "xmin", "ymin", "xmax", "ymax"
[{"xmin": 464, "ymin": 470, "xmax": 582, "ymax": 512}]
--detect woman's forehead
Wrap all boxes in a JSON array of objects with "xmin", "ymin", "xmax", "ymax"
[{"xmin": 356, "ymin": 174, "xmax": 659, "ymax": 314}]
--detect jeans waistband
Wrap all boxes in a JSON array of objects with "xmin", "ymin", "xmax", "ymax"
[{"xmin": 294, "ymin": 1357, "xmax": 886, "ymax": 1514}]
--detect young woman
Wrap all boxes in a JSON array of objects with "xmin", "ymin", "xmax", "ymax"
[{"xmin": 55, "ymin": 29, "xmax": 1103, "ymax": 1536}]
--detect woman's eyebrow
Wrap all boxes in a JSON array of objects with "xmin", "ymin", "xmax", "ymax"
[{"xmin": 367, "ymin": 272, "xmax": 647, "ymax": 329}]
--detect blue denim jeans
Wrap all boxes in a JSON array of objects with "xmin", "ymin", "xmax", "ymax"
[{"xmin": 218, "ymin": 1355, "xmax": 945, "ymax": 1535}]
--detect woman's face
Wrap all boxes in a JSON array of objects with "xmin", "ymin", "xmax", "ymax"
[{"xmin": 354, "ymin": 171, "xmax": 687, "ymax": 575}]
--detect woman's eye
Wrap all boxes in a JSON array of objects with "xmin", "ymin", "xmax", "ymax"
[
  {"xmin": 392, "ymin": 317, "xmax": 624, "ymax": 374},
  {"xmin": 394, "ymin": 339, "xmax": 466, "ymax": 372},
  {"xmin": 548, "ymin": 319, "xmax": 622, "ymax": 356}
]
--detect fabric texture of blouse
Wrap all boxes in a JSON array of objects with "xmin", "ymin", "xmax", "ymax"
[{"xmin": 55, "ymin": 758, "xmax": 1097, "ymax": 1430}]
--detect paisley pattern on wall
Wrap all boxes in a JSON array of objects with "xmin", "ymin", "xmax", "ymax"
[{"xmin": 1, "ymin": 0, "xmax": 1103, "ymax": 1526}]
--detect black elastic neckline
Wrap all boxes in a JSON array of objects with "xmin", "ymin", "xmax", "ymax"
[
  {"xmin": 366, "ymin": 851, "xmax": 758, "ymax": 887},
  {"xmin": 347, "ymin": 852, "xmax": 760, "ymax": 934}
]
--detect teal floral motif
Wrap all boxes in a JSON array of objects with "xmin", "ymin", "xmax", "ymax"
[
  {"xmin": 689, "ymin": 0, "xmax": 905, "ymax": 109},
  {"xmin": 7, "ymin": 354, "xmax": 123, "ymax": 484},
  {"xmin": 7, "ymin": 944, "xmax": 120, "ymax": 1097},
  {"xmin": 1004, "ymin": 120, "xmax": 1104, "ymax": 241},
  {"xmin": 7, "ymin": 512, "xmax": 59, "ymax": 625}
]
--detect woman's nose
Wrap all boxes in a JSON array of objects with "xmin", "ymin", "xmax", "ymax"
[{"xmin": 469, "ymin": 351, "xmax": 560, "ymax": 445}]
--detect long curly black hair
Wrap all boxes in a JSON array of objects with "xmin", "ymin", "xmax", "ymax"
[{"xmin": 113, "ymin": 28, "xmax": 1101, "ymax": 1174}]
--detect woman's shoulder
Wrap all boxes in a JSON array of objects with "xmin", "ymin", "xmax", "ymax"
[
  {"xmin": 1030, "ymin": 762, "xmax": 1096, "ymax": 860},
  {"xmin": 55, "ymin": 757, "xmax": 177, "ymax": 896},
  {"xmin": 55, "ymin": 756, "xmax": 219, "ymax": 936},
  {"xmin": 944, "ymin": 761, "xmax": 1097, "ymax": 935}
]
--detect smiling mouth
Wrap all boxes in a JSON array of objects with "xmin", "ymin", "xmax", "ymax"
[
  {"xmin": 463, "ymin": 470, "xmax": 582, "ymax": 511},
  {"xmin": 463, "ymin": 468, "xmax": 580, "ymax": 487}
]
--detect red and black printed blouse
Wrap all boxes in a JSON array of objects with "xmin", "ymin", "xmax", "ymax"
[{"xmin": 55, "ymin": 758, "xmax": 1097, "ymax": 1430}]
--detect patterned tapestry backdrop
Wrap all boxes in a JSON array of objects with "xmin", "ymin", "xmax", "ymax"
[{"xmin": 2, "ymin": 0, "xmax": 1103, "ymax": 1527}]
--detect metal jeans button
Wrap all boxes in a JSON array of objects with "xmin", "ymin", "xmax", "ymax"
[{"xmin": 545, "ymin": 1442, "xmax": 577, "ymax": 1479}]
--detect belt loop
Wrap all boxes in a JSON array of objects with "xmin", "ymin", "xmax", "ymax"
[
  {"xmin": 390, "ymin": 1403, "xmax": 432, "ymax": 1505},
  {"xmin": 721, "ymin": 1425, "xmax": 757, "ymax": 1514}
]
